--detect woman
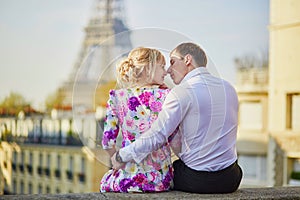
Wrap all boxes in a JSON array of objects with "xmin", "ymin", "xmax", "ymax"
[{"xmin": 100, "ymin": 47, "xmax": 174, "ymax": 192}]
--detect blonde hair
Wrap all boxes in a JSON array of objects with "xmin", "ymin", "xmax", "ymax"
[{"xmin": 116, "ymin": 47, "xmax": 165, "ymax": 88}]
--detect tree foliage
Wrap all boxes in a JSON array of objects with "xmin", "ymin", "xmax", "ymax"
[
  {"xmin": 0, "ymin": 92, "xmax": 29, "ymax": 108},
  {"xmin": 45, "ymin": 89, "xmax": 65, "ymax": 111},
  {"xmin": 0, "ymin": 92, "xmax": 32, "ymax": 116},
  {"xmin": 234, "ymin": 51, "xmax": 269, "ymax": 70}
]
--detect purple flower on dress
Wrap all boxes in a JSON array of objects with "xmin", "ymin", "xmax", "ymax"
[
  {"xmin": 105, "ymin": 173, "xmax": 112, "ymax": 181},
  {"xmin": 150, "ymin": 101, "xmax": 162, "ymax": 112},
  {"xmin": 143, "ymin": 183, "xmax": 155, "ymax": 192},
  {"xmin": 128, "ymin": 96, "xmax": 141, "ymax": 111},
  {"xmin": 109, "ymin": 90, "xmax": 116, "ymax": 96},
  {"xmin": 102, "ymin": 129, "xmax": 118, "ymax": 146},
  {"xmin": 139, "ymin": 91, "xmax": 152, "ymax": 107},
  {"xmin": 119, "ymin": 178, "xmax": 133, "ymax": 192},
  {"xmin": 162, "ymin": 170, "xmax": 172, "ymax": 189},
  {"xmin": 104, "ymin": 130, "xmax": 116, "ymax": 140}
]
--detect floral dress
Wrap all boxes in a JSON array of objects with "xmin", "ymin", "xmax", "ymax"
[{"xmin": 100, "ymin": 87, "xmax": 173, "ymax": 193}]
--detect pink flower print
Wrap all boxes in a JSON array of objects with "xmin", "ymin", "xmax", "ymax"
[
  {"xmin": 150, "ymin": 113, "xmax": 158, "ymax": 123},
  {"xmin": 152, "ymin": 162, "xmax": 161, "ymax": 171},
  {"xmin": 124, "ymin": 131, "xmax": 135, "ymax": 141},
  {"xmin": 150, "ymin": 101, "xmax": 162, "ymax": 112},
  {"xmin": 139, "ymin": 91, "xmax": 152, "ymax": 107},
  {"xmin": 102, "ymin": 136, "xmax": 109, "ymax": 146},
  {"xmin": 126, "ymin": 118, "xmax": 134, "ymax": 128},
  {"xmin": 139, "ymin": 122, "xmax": 147, "ymax": 132},
  {"xmin": 149, "ymin": 171, "xmax": 158, "ymax": 182},
  {"xmin": 128, "ymin": 96, "xmax": 141, "ymax": 111},
  {"xmin": 157, "ymin": 89, "xmax": 168, "ymax": 99},
  {"xmin": 157, "ymin": 150, "xmax": 167, "ymax": 160},
  {"xmin": 148, "ymin": 95, "xmax": 155, "ymax": 105},
  {"xmin": 118, "ymin": 103, "xmax": 127, "ymax": 119},
  {"xmin": 132, "ymin": 173, "xmax": 147, "ymax": 187},
  {"xmin": 113, "ymin": 181, "xmax": 120, "ymax": 191},
  {"xmin": 119, "ymin": 90, "xmax": 125, "ymax": 97}
]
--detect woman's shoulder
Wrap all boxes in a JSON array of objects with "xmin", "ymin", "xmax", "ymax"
[{"xmin": 109, "ymin": 87, "xmax": 171, "ymax": 100}]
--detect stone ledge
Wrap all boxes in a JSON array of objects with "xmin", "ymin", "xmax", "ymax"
[{"xmin": 1, "ymin": 187, "xmax": 300, "ymax": 200}]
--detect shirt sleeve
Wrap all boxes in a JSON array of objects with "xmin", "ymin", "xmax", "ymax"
[
  {"xmin": 101, "ymin": 90, "xmax": 119, "ymax": 150},
  {"xmin": 119, "ymin": 89, "xmax": 186, "ymax": 163}
]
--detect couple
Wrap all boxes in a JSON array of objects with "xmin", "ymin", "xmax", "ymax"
[{"xmin": 100, "ymin": 42, "xmax": 243, "ymax": 194}]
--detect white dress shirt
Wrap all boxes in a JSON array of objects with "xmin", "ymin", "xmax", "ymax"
[{"xmin": 119, "ymin": 67, "xmax": 238, "ymax": 171}]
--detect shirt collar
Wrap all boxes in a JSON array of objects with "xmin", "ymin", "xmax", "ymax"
[{"xmin": 180, "ymin": 67, "xmax": 209, "ymax": 83}]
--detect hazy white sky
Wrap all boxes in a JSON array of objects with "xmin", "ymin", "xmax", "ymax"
[{"xmin": 0, "ymin": 0, "xmax": 269, "ymax": 109}]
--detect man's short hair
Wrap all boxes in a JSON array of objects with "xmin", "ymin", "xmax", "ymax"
[{"xmin": 171, "ymin": 42, "xmax": 207, "ymax": 67}]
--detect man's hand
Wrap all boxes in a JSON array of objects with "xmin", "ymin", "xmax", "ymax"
[{"xmin": 111, "ymin": 152, "xmax": 125, "ymax": 170}]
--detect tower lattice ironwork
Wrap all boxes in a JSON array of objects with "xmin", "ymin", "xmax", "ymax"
[{"xmin": 58, "ymin": 0, "xmax": 132, "ymax": 110}]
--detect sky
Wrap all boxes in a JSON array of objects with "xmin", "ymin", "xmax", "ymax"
[{"xmin": 0, "ymin": 0, "xmax": 270, "ymax": 109}]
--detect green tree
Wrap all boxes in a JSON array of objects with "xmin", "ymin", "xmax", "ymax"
[
  {"xmin": 45, "ymin": 89, "xmax": 65, "ymax": 111},
  {"xmin": 0, "ymin": 92, "xmax": 30, "ymax": 116}
]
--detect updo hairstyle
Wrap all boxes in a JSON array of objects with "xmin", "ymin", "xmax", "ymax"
[{"xmin": 116, "ymin": 47, "xmax": 165, "ymax": 88}]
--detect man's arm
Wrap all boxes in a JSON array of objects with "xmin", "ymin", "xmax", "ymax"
[{"xmin": 117, "ymin": 90, "xmax": 183, "ymax": 164}]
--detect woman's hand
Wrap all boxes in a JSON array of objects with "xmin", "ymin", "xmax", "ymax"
[{"xmin": 111, "ymin": 152, "xmax": 125, "ymax": 170}]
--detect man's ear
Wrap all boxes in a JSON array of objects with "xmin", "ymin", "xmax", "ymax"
[{"xmin": 185, "ymin": 54, "xmax": 191, "ymax": 65}]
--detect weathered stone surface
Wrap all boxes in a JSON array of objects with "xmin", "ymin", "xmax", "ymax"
[{"xmin": 1, "ymin": 187, "xmax": 300, "ymax": 200}]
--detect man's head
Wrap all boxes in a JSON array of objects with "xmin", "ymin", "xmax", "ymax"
[{"xmin": 168, "ymin": 42, "xmax": 207, "ymax": 84}]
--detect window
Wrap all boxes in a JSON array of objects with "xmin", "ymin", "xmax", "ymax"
[
  {"xmin": 21, "ymin": 152, "xmax": 25, "ymax": 165},
  {"xmin": 66, "ymin": 156, "xmax": 74, "ymax": 181},
  {"xmin": 238, "ymin": 155, "xmax": 267, "ymax": 186},
  {"xmin": 239, "ymin": 101, "xmax": 263, "ymax": 130},
  {"xmin": 81, "ymin": 157, "xmax": 85, "ymax": 173},
  {"xmin": 29, "ymin": 152, "xmax": 33, "ymax": 165},
  {"xmin": 287, "ymin": 93, "xmax": 300, "ymax": 131},
  {"xmin": 39, "ymin": 153, "xmax": 43, "ymax": 166},
  {"xmin": 46, "ymin": 186, "xmax": 51, "ymax": 193},
  {"xmin": 20, "ymin": 181, "xmax": 24, "ymax": 194},
  {"xmin": 47, "ymin": 154, "xmax": 51, "ymax": 168},
  {"xmin": 55, "ymin": 155, "xmax": 61, "ymax": 178},
  {"xmin": 45, "ymin": 154, "xmax": 51, "ymax": 176},
  {"xmin": 79, "ymin": 157, "xmax": 86, "ymax": 183},
  {"xmin": 38, "ymin": 184, "xmax": 42, "ymax": 194},
  {"xmin": 28, "ymin": 183, "xmax": 32, "ymax": 194},
  {"xmin": 27, "ymin": 153, "xmax": 33, "ymax": 174},
  {"xmin": 19, "ymin": 152, "xmax": 25, "ymax": 172},
  {"xmin": 38, "ymin": 153, "xmax": 43, "ymax": 176},
  {"xmin": 57, "ymin": 155, "xmax": 61, "ymax": 168},
  {"xmin": 13, "ymin": 179, "xmax": 17, "ymax": 194},
  {"xmin": 13, "ymin": 151, "xmax": 17, "ymax": 164},
  {"xmin": 69, "ymin": 156, "xmax": 73, "ymax": 172}
]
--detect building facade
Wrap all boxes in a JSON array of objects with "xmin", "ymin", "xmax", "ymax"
[
  {"xmin": 236, "ymin": 0, "xmax": 300, "ymax": 187},
  {"xmin": 0, "ymin": 114, "xmax": 110, "ymax": 194},
  {"xmin": 267, "ymin": 0, "xmax": 300, "ymax": 186}
]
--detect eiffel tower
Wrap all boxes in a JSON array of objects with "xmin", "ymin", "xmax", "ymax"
[{"xmin": 58, "ymin": 0, "xmax": 132, "ymax": 111}]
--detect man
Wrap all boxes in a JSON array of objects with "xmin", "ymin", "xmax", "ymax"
[{"xmin": 111, "ymin": 42, "xmax": 243, "ymax": 193}]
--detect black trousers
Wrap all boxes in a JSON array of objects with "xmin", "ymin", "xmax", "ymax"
[{"xmin": 173, "ymin": 159, "xmax": 243, "ymax": 194}]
